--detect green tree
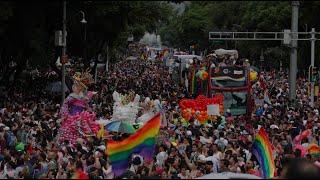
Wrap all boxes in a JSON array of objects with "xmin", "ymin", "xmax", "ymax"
[{"xmin": 0, "ymin": 1, "xmax": 172, "ymax": 85}]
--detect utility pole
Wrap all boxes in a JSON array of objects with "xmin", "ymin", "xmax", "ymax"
[
  {"xmin": 289, "ymin": 1, "xmax": 299, "ymax": 103},
  {"xmin": 310, "ymin": 28, "xmax": 316, "ymax": 107},
  {"xmin": 61, "ymin": 0, "xmax": 67, "ymax": 104},
  {"xmin": 209, "ymin": 2, "xmax": 320, "ymax": 106}
]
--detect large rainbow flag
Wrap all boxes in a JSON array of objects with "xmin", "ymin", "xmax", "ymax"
[
  {"xmin": 106, "ymin": 113, "xmax": 161, "ymax": 177},
  {"xmin": 252, "ymin": 128, "xmax": 276, "ymax": 179},
  {"xmin": 308, "ymin": 143, "xmax": 320, "ymax": 158}
]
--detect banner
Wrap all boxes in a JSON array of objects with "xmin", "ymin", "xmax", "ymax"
[{"xmin": 211, "ymin": 66, "xmax": 247, "ymax": 87}]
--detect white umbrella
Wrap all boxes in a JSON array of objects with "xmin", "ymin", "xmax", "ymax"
[{"xmin": 196, "ymin": 172, "xmax": 261, "ymax": 179}]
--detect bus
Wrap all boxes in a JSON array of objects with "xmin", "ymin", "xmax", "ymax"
[{"xmin": 207, "ymin": 49, "xmax": 252, "ymax": 117}]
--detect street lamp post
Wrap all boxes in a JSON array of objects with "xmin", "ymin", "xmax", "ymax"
[
  {"xmin": 61, "ymin": 1, "xmax": 67, "ymax": 104},
  {"xmin": 310, "ymin": 28, "xmax": 316, "ymax": 107},
  {"xmin": 79, "ymin": 11, "xmax": 92, "ymax": 82},
  {"xmin": 60, "ymin": 5, "xmax": 87, "ymax": 104},
  {"xmin": 80, "ymin": 11, "xmax": 87, "ymax": 64}
]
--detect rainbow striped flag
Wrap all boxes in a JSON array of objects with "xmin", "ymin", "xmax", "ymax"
[
  {"xmin": 308, "ymin": 144, "xmax": 320, "ymax": 158},
  {"xmin": 252, "ymin": 128, "xmax": 276, "ymax": 179},
  {"xmin": 106, "ymin": 113, "xmax": 161, "ymax": 177}
]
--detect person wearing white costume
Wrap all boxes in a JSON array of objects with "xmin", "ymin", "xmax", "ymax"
[
  {"xmin": 136, "ymin": 97, "xmax": 161, "ymax": 124},
  {"xmin": 111, "ymin": 91, "xmax": 140, "ymax": 124}
]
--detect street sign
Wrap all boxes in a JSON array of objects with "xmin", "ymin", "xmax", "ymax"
[
  {"xmin": 283, "ymin": 29, "xmax": 291, "ymax": 45},
  {"xmin": 55, "ymin": 30, "xmax": 67, "ymax": 46}
]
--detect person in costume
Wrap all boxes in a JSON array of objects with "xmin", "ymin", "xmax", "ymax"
[{"xmin": 57, "ymin": 69, "xmax": 100, "ymax": 146}]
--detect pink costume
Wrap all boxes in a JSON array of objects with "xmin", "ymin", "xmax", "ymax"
[{"xmin": 57, "ymin": 91, "xmax": 100, "ymax": 146}]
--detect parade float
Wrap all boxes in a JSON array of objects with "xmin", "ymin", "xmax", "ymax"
[
  {"xmin": 105, "ymin": 91, "xmax": 162, "ymax": 133},
  {"xmin": 186, "ymin": 49, "xmax": 258, "ymax": 118}
]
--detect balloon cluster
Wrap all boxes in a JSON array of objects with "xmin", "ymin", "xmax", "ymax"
[
  {"xmin": 196, "ymin": 70, "xmax": 209, "ymax": 80},
  {"xmin": 68, "ymin": 111, "xmax": 100, "ymax": 133},
  {"xmin": 179, "ymin": 95, "xmax": 224, "ymax": 124},
  {"xmin": 293, "ymin": 129, "xmax": 311, "ymax": 145},
  {"xmin": 292, "ymin": 129, "xmax": 312, "ymax": 158}
]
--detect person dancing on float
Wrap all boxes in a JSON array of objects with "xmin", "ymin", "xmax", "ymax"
[{"xmin": 57, "ymin": 69, "xmax": 100, "ymax": 146}]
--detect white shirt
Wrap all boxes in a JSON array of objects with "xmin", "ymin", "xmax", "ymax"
[
  {"xmin": 215, "ymin": 138, "xmax": 228, "ymax": 148},
  {"xmin": 243, "ymin": 149, "xmax": 252, "ymax": 163},
  {"xmin": 198, "ymin": 154, "xmax": 206, "ymax": 161},
  {"xmin": 194, "ymin": 119, "xmax": 201, "ymax": 126},
  {"xmin": 205, "ymin": 156, "xmax": 219, "ymax": 173},
  {"xmin": 156, "ymin": 151, "xmax": 168, "ymax": 167},
  {"xmin": 200, "ymin": 136, "xmax": 212, "ymax": 144},
  {"xmin": 213, "ymin": 151, "xmax": 223, "ymax": 161}
]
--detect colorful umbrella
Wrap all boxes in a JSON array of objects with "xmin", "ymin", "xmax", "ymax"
[{"xmin": 106, "ymin": 120, "xmax": 136, "ymax": 134}]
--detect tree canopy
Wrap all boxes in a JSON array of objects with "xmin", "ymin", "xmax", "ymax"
[
  {"xmin": 160, "ymin": 1, "xmax": 320, "ymax": 71},
  {"xmin": 0, "ymin": 1, "xmax": 173, "ymax": 84},
  {"xmin": 2, "ymin": 1, "xmax": 320, "ymax": 76}
]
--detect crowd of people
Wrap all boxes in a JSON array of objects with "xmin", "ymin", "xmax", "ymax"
[{"xmin": 0, "ymin": 54, "xmax": 320, "ymax": 179}]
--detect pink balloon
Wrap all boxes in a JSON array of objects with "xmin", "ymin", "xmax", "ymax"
[
  {"xmin": 301, "ymin": 129, "xmax": 311, "ymax": 139},
  {"xmin": 293, "ymin": 135, "xmax": 302, "ymax": 145},
  {"xmin": 293, "ymin": 144, "xmax": 307, "ymax": 157}
]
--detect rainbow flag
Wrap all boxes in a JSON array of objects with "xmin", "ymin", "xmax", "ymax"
[
  {"xmin": 308, "ymin": 144, "xmax": 320, "ymax": 158},
  {"xmin": 252, "ymin": 128, "xmax": 276, "ymax": 179},
  {"xmin": 106, "ymin": 113, "xmax": 161, "ymax": 177}
]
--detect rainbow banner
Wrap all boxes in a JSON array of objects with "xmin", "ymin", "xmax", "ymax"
[
  {"xmin": 106, "ymin": 113, "xmax": 161, "ymax": 177},
  {"xmin": 252, "ymin": 128, "xmax": 275, "ymax": 179},
  {"xmin": 308, "ymin": 144, "xmax": 320, "ymax": 158}
]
